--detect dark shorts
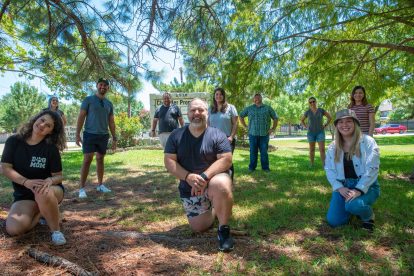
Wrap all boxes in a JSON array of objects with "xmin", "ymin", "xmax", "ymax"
[
  {"xmin": 83, "ymin": 132, "xmax": 109, "ymax": 154},
  {"xmin": 13, "ymin": 184, "xmax": 65, "ymax": 203}
]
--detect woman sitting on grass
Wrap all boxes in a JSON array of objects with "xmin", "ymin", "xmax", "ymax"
[
  {"xmin": 325, "ymin": 109, "xmax": 380, "ymax": 232},
  {"xmin": 1, "ymin": 110, "xmax": 67, "ymax": 245}
]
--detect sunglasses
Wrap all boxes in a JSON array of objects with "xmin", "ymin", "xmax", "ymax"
[
  {"xmin": 309, "ymin": 100, "xmax": 316, "ymax": 104},
  {"xmin": 99, "ymin": 99, "xmax": 104, "ymax": 107}
]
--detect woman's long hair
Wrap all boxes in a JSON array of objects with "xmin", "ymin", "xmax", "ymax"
[
  {"xmin": 17, "ymin": 110, "xmax": 67, "ymax": 151},
  {"xmin": 348, "ymin": 85, "xmax": 368, "ymax": 107},
  {"xmin": 334, "ymin": 121, "xmax": 362, "ymax": 162},
  {"xmin": 211, "ymin": 87, "xmax": 228, "ymax": 113},
  {"xmin": 48, "ymin": 96, "xmax": 60, "ymax": 110}
]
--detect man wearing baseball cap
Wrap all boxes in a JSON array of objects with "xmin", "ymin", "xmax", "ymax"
[{"xmin": 76, "ymin": 78, "xmax": 117, "ymax": 198}]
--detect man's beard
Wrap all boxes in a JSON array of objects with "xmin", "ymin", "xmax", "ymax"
[{"xmin": 190, "ymin": 117, "xmax": 205, "ymax": 127}]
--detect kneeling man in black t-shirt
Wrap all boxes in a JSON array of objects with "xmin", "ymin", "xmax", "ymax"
[{"xmin": 164, "ymin": 98, "xmax": 234, "ymax": 252}]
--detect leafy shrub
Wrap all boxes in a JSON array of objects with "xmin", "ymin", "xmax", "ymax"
[
  {"xmin": 236, "ymin": 119, "xmax": 249, "ymax": 147},
  {"xmin": 114, "ymin": 112, "xmax": 142, "ymax": 148}
]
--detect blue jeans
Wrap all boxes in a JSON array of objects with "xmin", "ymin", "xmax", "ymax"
[
  {"xmin": 248, "ymin": 134, "xmax": 270, "ymax": 170},
  {"xmin": 326, "ymin": 178, "xmax": 380, "ymax": 227}
]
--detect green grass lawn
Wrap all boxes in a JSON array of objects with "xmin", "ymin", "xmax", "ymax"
[{"xmin": 1, "ymin": 135, "xmax": 413, "ymax": 274}]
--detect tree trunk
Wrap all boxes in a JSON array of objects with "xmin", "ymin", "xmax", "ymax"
[{"xmin": 128, "ymin": 95, "xmax": 132, "ymax": 118}]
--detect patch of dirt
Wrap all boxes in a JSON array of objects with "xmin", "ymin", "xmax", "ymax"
[
  {"xmin": 0, "ymin": 179, "xmax": 257, "ymax": 275},
  {"xmin": 382, "ymin": 173, "xmax": 413, "ymax": 182},
  {"xmin": 0, "ymin": 169, "xmax": 406, "ymax": 275}
]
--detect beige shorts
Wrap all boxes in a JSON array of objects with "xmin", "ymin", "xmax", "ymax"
[{"xmin": 159, "ymin": 132, "xmax": 171, "ymax": 148}]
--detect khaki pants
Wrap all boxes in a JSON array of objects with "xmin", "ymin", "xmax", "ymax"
[{"xmin": 159, "ymin": 132, "xmax": 171, "ymax": 148}]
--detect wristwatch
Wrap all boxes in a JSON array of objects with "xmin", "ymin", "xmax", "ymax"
[{"xmin": 200, "ymin": 172, "xmax": 209, "ymax": 181}]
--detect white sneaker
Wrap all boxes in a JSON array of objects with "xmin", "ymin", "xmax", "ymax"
[
  {"xmin": 97, "ymin": 184, "xmax": 111, "ymax": 193},
  {"xmin": 78, "ymin": 188, "xmax": 87, "ymax": 198},
  {"xmin": 51, "ymin": 231, "xmax": 66, "ymax": 246}
]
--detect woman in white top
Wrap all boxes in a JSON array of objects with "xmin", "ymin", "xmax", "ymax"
[
  {"xmin": 208, "ymin": 87, "xmax": 238, "ymax": 179},
  {"xmin": 325, "ymin": 109, "xmax": 380, "ymax": 232}
]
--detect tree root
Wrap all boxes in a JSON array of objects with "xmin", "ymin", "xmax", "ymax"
[{"xmin": 27, "ymin": 247, "xmax": 95, "ymax": 276}]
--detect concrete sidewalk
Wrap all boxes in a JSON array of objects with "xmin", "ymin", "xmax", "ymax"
[
  {"xmin": 0, "ymin": 141, "xmax": 81, "ymax": 155},
  {"xmin": 65, "ymin": 142, "xmax": 81, "ymax": 152},
  {"xmin": 1, "ymin": 133, "xmax": 413, "ymax": 155}
]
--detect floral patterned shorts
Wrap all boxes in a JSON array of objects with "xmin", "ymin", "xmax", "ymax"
[{"xmin": 180, "ymin": 194, "xmax": 212, "ymax": 218}]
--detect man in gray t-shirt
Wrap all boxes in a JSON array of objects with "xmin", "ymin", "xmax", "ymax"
[
  {"xmin": 151, "ymin": 92, "xmax": 184, "ymax": 148},
  {"xmin": 76, "ymin": 78, "xmax": 117, "ymax": 198}
]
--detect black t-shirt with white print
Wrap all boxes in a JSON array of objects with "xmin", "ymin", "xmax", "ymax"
[{"xmin": 1, "ymin": 135, "xmax": 62, "ymax": 196}]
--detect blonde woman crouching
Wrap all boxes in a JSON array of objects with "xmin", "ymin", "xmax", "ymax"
[{"xmin": 325, "ymin": 109, "xmax": 380, "ymax": 232}]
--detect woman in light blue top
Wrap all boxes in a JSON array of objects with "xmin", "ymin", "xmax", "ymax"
[{"xmin": 208, "ymin": 87, "xmax": 238, "ymax": 179}]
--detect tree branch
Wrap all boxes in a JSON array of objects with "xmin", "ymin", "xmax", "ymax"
[
  {"xmin": 27, "ymin": 248, "xmax": 94, "ymax": 276},
  {"xmin": 50, "ymin": 0, "xmax": 105, "ymax": 73},
  {"xmin": 298, "ymin": 35, "xmax": 414, "ymax": 54},
  {"xmin": 45, "ymin": 0, "xmax": 52, "ymax": 45},
  {"xmin": 0, "ymin": 0, "xmax": 11, "ymax": 25},
  {"xmin": 134, "ymin": 0, "xmax": 157, "ymax": 61}
]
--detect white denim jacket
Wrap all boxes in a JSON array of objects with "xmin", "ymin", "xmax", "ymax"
[{"xmin": 324, "ymin": 134, "xmax": 380, "ymax": 194}]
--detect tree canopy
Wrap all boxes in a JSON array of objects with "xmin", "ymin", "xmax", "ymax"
[
  {"xmin": 0, "ymin": 0, "xmax": 146, "ymax": 99},
  {"xmin": 1, "ymin": 0, "xmax": 413, "ymax": 112},
  {"xmin": 175, "ymin": 0, "xmax": 414, "ymax": 109},
  {"xmin": 0, "ymin": 82, "xmax": 46, "ymax": 132}
]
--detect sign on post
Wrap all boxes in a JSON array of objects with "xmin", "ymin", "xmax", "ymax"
[
  {"xmin": 149, "ymin": 92, "xmax": 210, "ymax": 126},
  {"xmin": 65, "ymin": 126, "xmax": 77, "ymax": 142}
]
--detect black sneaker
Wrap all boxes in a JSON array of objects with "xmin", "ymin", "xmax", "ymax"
[
  {"xmin": 217, "ymin": 225, "xmax": 234, "ymax": 252},
  {"xmin": 362, "ymin": 220, "xmax": 375, "ymax": 232}
]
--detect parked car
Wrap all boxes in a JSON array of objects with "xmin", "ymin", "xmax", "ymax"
[{"xmin": 374, "ymin": 124, "xmax": 407, "ymax": 135}]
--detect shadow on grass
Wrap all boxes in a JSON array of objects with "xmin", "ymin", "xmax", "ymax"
[
  {"xmin": 1, "ymin": 147, "xmax": 413, "ymax": 274},
  {"xmin": 234, "ymin": 152, "xmax": 329, "ymax": 235},
  {"xmin": 380, "ymin": 154, "xmax": 414, "ymax": 176}
]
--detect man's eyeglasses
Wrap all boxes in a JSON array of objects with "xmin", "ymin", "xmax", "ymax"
[
  {"xmin": 99, "ymin": 100, "xmax": 104, "ymax": 107},
  {"xmin": 309, "ymin": 100, "xmax": 316, "ymax": 104}
]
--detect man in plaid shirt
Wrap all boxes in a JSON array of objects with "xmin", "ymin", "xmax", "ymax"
[{"xmin": 240, "ymin": 93, "xmax": 278, "ymax": 172}]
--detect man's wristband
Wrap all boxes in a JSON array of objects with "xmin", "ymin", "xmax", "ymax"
[
  {"xmin": 184, "ymin": 172, "xmax": 190, "ymax": 182},
  {"xmin": 200, "ymin": 172, "xmax": 209, "ymax": 181},
  {"xmin": 112, "ymin": 136, "xmax": 118, "ymax": 141},
  {"xmin": 22, "ymin": 179, "xmax": 28, "ymax": 187}
]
